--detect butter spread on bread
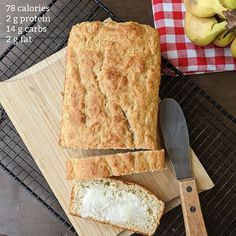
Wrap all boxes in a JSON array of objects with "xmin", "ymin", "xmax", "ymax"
[{"xmin": 70, "ymin": 178, "xmax": 165, "ymax": 235}]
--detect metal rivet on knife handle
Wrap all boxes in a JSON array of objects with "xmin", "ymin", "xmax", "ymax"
[
  {"xmin": 190, "ymin": 206, "xmax": 196, "ymax": 212},
  {"xmin": 187, "ymin": 186, "xmax": 192, "ymax": 192}
]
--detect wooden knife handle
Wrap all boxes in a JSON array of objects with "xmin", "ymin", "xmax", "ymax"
[{"xmin": 178, "ymin": 178, "xmax": 208, "ymax": 236}]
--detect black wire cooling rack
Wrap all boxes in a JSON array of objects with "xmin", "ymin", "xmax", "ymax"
[{"xmin": 0, "ymin": 0, "xmax": 235, "ymax": 235}]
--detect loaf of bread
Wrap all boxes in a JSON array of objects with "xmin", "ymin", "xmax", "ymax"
[
  {"xmin": 67, "ymin": 150, "xmax": 165, "ymax": 180},
  {"xmin": 59, "ymin": 21, "xmax": 161, "ymax": 150},
  {"xmin": 69, "ymin": 178, "xmax": 165, "ymax": 235}
]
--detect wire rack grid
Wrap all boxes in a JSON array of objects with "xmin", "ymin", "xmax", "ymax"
[{"xmin": 0, "ymin": 0, "xmax": 235, "ymax": 235}]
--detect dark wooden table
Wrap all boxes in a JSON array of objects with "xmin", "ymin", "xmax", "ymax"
[{"xmin": 0, "ymin": 0, "xmax": 235, "ymax": 236}]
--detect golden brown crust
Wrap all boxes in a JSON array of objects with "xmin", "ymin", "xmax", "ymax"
[
  {"xmin": 59, "ymin": 21, "xmax": 161, "ymax": 149},
  {"xmin": 69, "ymin": 212, "xmax": 155, "ymax": 236},
  {"xmin": 66, "ymin": 150, "xmax": 165, "ymax": 180},
  {"xmin": 69, "ymin": 178, "xmax": 165, "ymax": 235}
]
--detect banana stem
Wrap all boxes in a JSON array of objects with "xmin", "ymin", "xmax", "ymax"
[{"xmin": 224, "ymin": 10, "xmax": 236, "ymax": 30}]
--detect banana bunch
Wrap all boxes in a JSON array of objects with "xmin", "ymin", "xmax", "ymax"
[{"xmin": 184, "ymin": 0, "xmax": 236, "ymax": 58}]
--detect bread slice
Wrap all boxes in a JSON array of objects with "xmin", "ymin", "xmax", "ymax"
[
  {"xmin": 66, "ymin": 150, "xmax": 165, "ymax": 180},
  {"xmin": 59, "ymin": 21, "xmax": 161, "ymax": 150},
  {"xmin": 69, "ymin": 178, "xmax": 165, "ymax": 235}
]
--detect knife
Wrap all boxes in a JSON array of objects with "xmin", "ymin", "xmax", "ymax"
[{"xmin": 160, "ymin": 98, "xmax": 207, "ymax": 236}]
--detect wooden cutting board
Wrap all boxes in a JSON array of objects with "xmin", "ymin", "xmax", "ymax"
[{"xmin": 0, "ymin": 48, "xmax": 214, "ymax": 236}]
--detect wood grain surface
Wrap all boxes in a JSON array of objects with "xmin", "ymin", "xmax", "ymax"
[
  {"xmin": 178, "ymin": 179, "xmax": 207, "ymax": 236},
  {"xmin": 0, "ymin": 47, "xmax": 214, "ymax": 236}
]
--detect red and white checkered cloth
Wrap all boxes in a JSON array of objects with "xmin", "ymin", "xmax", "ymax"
[{"xmin": 152, "ymin": 0, "xmax": 236, "ymax": 74}]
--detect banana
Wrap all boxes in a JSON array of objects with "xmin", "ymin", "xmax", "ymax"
[
  {"xmin": 185, "ymin": 12, "xmax": 227, "ymax": 46},
  {"xmin": 230, "ymin": 36, "xmax": 236, "ymax": 57},
  {"xmin": 213, "ymin": 30, "xmax": 236, "ymax": 47},
  {"xmin": 184, "ymin": 0, "xmax": 227, "ymax": 18},
  {"xmin": 220, "ymin": 0, "xmax": 236, "ymax": 9}
]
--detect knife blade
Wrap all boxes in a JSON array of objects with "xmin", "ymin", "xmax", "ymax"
[
  {"xmin": 159, "ymin": 98, "xmax": 207, "ymax": 236},
  {"xmin": 159, "ymin": 98, "xmax": 192, "ymax": 180}
]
